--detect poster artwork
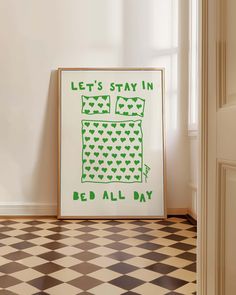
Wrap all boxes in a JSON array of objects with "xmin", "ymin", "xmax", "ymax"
[{"xmin": 59, "ymin": 69, "xmax": 165, "ymax": 218}]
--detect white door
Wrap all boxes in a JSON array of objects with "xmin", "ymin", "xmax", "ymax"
[{"xmin": 201, "ymin": 0, "xmax": 236, "ymax": 294}]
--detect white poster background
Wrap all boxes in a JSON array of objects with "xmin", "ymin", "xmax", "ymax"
[{"xmin": 59, "ymin": 69, "xmax": 165, "ymax": 217}]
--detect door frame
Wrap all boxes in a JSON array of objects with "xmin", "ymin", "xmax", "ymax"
[{"xmin": 198, "ymin": 0, "xmax": 208, "ymax": 294}]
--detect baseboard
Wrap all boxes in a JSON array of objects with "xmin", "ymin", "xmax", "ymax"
[
  {"xmin": 186, "ymin": 213, "xmax": 197, "ymax": 225},
  {"xmin": 167, "ymin": 208, "xmax": 188, "ymax": 215},
  {"xmin": 0, "ymin": 205, "xmax": 196, "ymax": 223},
  {"xmin": 0, "ymin": 203, "xmax": 57, "ymax": 216}
]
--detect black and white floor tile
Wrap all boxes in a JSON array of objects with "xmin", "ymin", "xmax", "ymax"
[{"xmin": 0, "ymin": 217, "xmax": 196, "ymax": 294}]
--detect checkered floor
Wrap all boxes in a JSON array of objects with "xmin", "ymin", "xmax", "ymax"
[{"xmin": 0, "ymin": 217, "xmax": 196, "ymax": 295}]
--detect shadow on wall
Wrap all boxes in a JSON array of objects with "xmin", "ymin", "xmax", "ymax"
[{"xmin": 28, "ymin": 71, "xmax": 58, "ymax": 211}]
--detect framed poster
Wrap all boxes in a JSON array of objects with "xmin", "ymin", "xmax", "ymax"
[{"xmin": 58, "ymin": 68, "xmax": 166, "ymax": 219}]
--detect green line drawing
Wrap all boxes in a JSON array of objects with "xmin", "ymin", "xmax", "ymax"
[
  {"xmin": 82, "ymin": 95, "xmax": 110, "ymax": 115},
  {"xmin": 115, "ymin": 96, "xmax": 145, "ymax": 117},
  {"xmin": 81, "ymin": 120, "xmax": 143, "ymax": 183}
]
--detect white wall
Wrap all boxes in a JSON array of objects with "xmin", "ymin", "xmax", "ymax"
[{"xmin": 0, "ymin": 0, "xmax": 190, "ymax": 215}]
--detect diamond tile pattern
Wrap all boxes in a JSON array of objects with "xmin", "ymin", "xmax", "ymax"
[{"xmin": 0, "ymin": 217, "xmax": 196, "ymax": 294}]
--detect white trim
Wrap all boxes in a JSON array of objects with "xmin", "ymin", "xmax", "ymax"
[{"xmin": 0, "ymin": 203, "xmax": 57, "ymax": 216}]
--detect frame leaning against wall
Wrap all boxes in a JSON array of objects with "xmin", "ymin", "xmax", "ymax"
[{"xmin": 58, "ymin": 68, "xmax": 166, "ymax": 219}]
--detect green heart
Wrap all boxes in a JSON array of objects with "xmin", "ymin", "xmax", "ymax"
[
  {"xmin": 138, "ymin": 138, "xmax": 142, "ymax": 142},
  {"xmin": 134, "ymin": 160, "xmax": 140, "ymax": 165},
  {"xmin": 120, "ymin": 168, "xmax": 126, "ymax": 173},
  {"xmin": 89, "ymin": 159, "xmax": 95, "ymax": 164},
  {"xmin": 94, "ymin": 137, "xmax": 99, "ymax": 142},
  {"xmin": 111, "ymin": 138, "xmax": 117, "ymax": 143},
  {"xmin": 82, "ymin": 102, "xmax": 86, "ymax": 106},
  {"xmin": 137, "ymin": 104, "xmax": 142, "ymax": 109},
  {"xmin": 89, "ymin": 145, "xmax": 95, "ymax": 150},
  {"xmin": 85, "ymin": 137, "xmax": 90, "ymax": 142},
  {"xmin": 98, "ymin": 130, "xmax": 104, "ymax": 135},
  {"xmin": 89, "ymin": 174, "xmax": 95, "ymax": 179},
  {"xmin": 82, "ymin": 129, "xmax": 86, "ymax": 134},
  {"xmin": 98, "ymin": 145, "xmax": 104, "ymax": 150},
  {"xmin": 134, "ymin": 175, "xmax": 140, "ymax": 180},
  {"xmin": 85, "ymin": 167, "xmax": 91, "ymax": 171},
  {"xmin": 121, "ymin": 138, "xmax": 126, "ymax": 142},
  {"xmin": 129, "ymin": 123, "xmax": 135, "ymax": 128},
  {"xmin": 138, "ymin": 168, "xmax": 142, "ymax": 172},
  {"xmin": 125, "ymin": 175, "xmax": 131, "ymax": 180},
  {"xmin": 98, "ymin": 160, "xmax": 104, "ymax": 164},
  {"xmin": 116, "ymin": 160, "xmax": 122, "ymax": 165},
  {"xmin": 107, "ymin": 131, "xmax": 112, "ymax": 136},
  {"xmin": 138, "ymin": 153, "xmax": 142, "ymax": 157},
  {"xmin": 83, "ymin": 144, "xmax": 86, "ymax": 149},
  {"xmin": 132, "ymin": 98, "xmax": 138, "ymax": 102},
  {"xmin": 94, "ymin": 123, "xmax": 99, "ymax": 127},
  {"xmin": 125, "ymin": 160, "xmax": 131, "ymax": 165},
  {"xmin": 107, "ymin": 146, "xmax": 113, "ymax": 151},
  {"xmin": 98, "ymin": 103, "xmax": 103, "ymax": 108},
  {"xmin": 116, "ymin": 146, "xmax": 121, "ymax": 151},
  {"xmin": 120, "ymin": 123, "xmax": 126, "ymax": 128},
  {"xmin": 82, "ymin": 174, "xmax": 86, "ymax": 178},
  {"xmin": 107, "ymin": 161, "xmax": 113, "ymax": 166},
  {"xmin": 107, "ymin": 175, "xmax": 113, "ymax": 180},
  {"xmin": 111, "ymin": 168, "xmax": 117, "ymax": 173},
  {"xmin": 103, "ymin": 153, "xmax": 108, "ymax": 158},
  {"xmin": 116, "ymin": 131, "xmax": 121, "ymax": 135},
  {"xmin": 89, "ymin": 102, "xmax": 95, "ymax": 107},
  {"xmin": 94, "ymin": 152, "xmax": 99, "ymax": 157},
  {"xmin": 130, "ymin": 153, "xmax": 135, "ymax": 158},
  {"xmin": 83, "ymin": 159, "xmax": 87, "ymax": 163},
  {"xmin": 103, "ymin": 138, "xmax": 108, "ymax": 143},
  {"xmin": 98, "ymin": 175, "xmax": 104, "ymax": 180},
  {"xmin": 111, "ymin": 123, "xmax": 117, "ymax": 128},
  {"xmin": 128, "ymin": 105, "xmax": 133, "ymax": 109},
  {"xmin": 125, "ymin": 131, "xmax": 130, "ymax": 135},
  {"xmin": 85, "ymin": 152, "xmax": 90, "ymax": 156},
  {"xmin": 112, "ymin": 153, "xmax": 117, "ymax": 158},
  {"xmin": 125, "ymin": 146, "xmax": 130, "ymax": 150},
  {"xmin": 130, "ymin": 138, "xmax": 135, "ymax": 142},
  {"xmin": 121, "ymin": 153, "xmax": 126, "ymax": 158},
  {"xmin": 116, "ymin": 175, "xmax": 122, "ymax": 180},
  {"xmin": 129, "ymin": 168, "xmax": 135, "ymax": 172},
  {"xmin": 102, "ymin": 95, "xmax": 109, "ymax": 100},
  {"xmin": 119, "ymin": 104, "xmax": 124, "ymax": 109},
  {"xmin": 94, "ymin": 167, "xmax": 99, "ymax": 172},
  {"xmin": 134, "ymin": 130, "xmax": 139, "ymax": 135},
  {"xmin": 102, "ymin": 123, "xmax": 108, "ymax": 128},
  {"xmin": 84, "ymin": 122, "xmax": 90, "ymax": 127},
  {"xmin": 102, "ymin": 168, "xmax": 107, "ymax": 172},
  {"xmin": 134, "ymin": 146, "xmax": 139, "ymax": 150}
]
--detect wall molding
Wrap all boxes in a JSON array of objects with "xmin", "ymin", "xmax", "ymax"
[
  {"xmin": 167, "ymin": 208, "xmax": 188, "ymax": 215},
  {"xmin": 0, "ymin": 203, "xmax": 57, "ymax": 216},
  {"xmin": 0, "ymin": 204, "xmax": 187, "ymax": 218}
]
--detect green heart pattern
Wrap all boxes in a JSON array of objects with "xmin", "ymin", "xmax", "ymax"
[
  {"xmin": 81, "ymin": 120, "xmax": 143, "ymax": 183},
  {"xmin": 82, "ymin": 95, "xmax": 110, "ymax": 115},
  {"xmin": 115, "ymin": 96, "xmax": 145, "ymax": 117}
]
